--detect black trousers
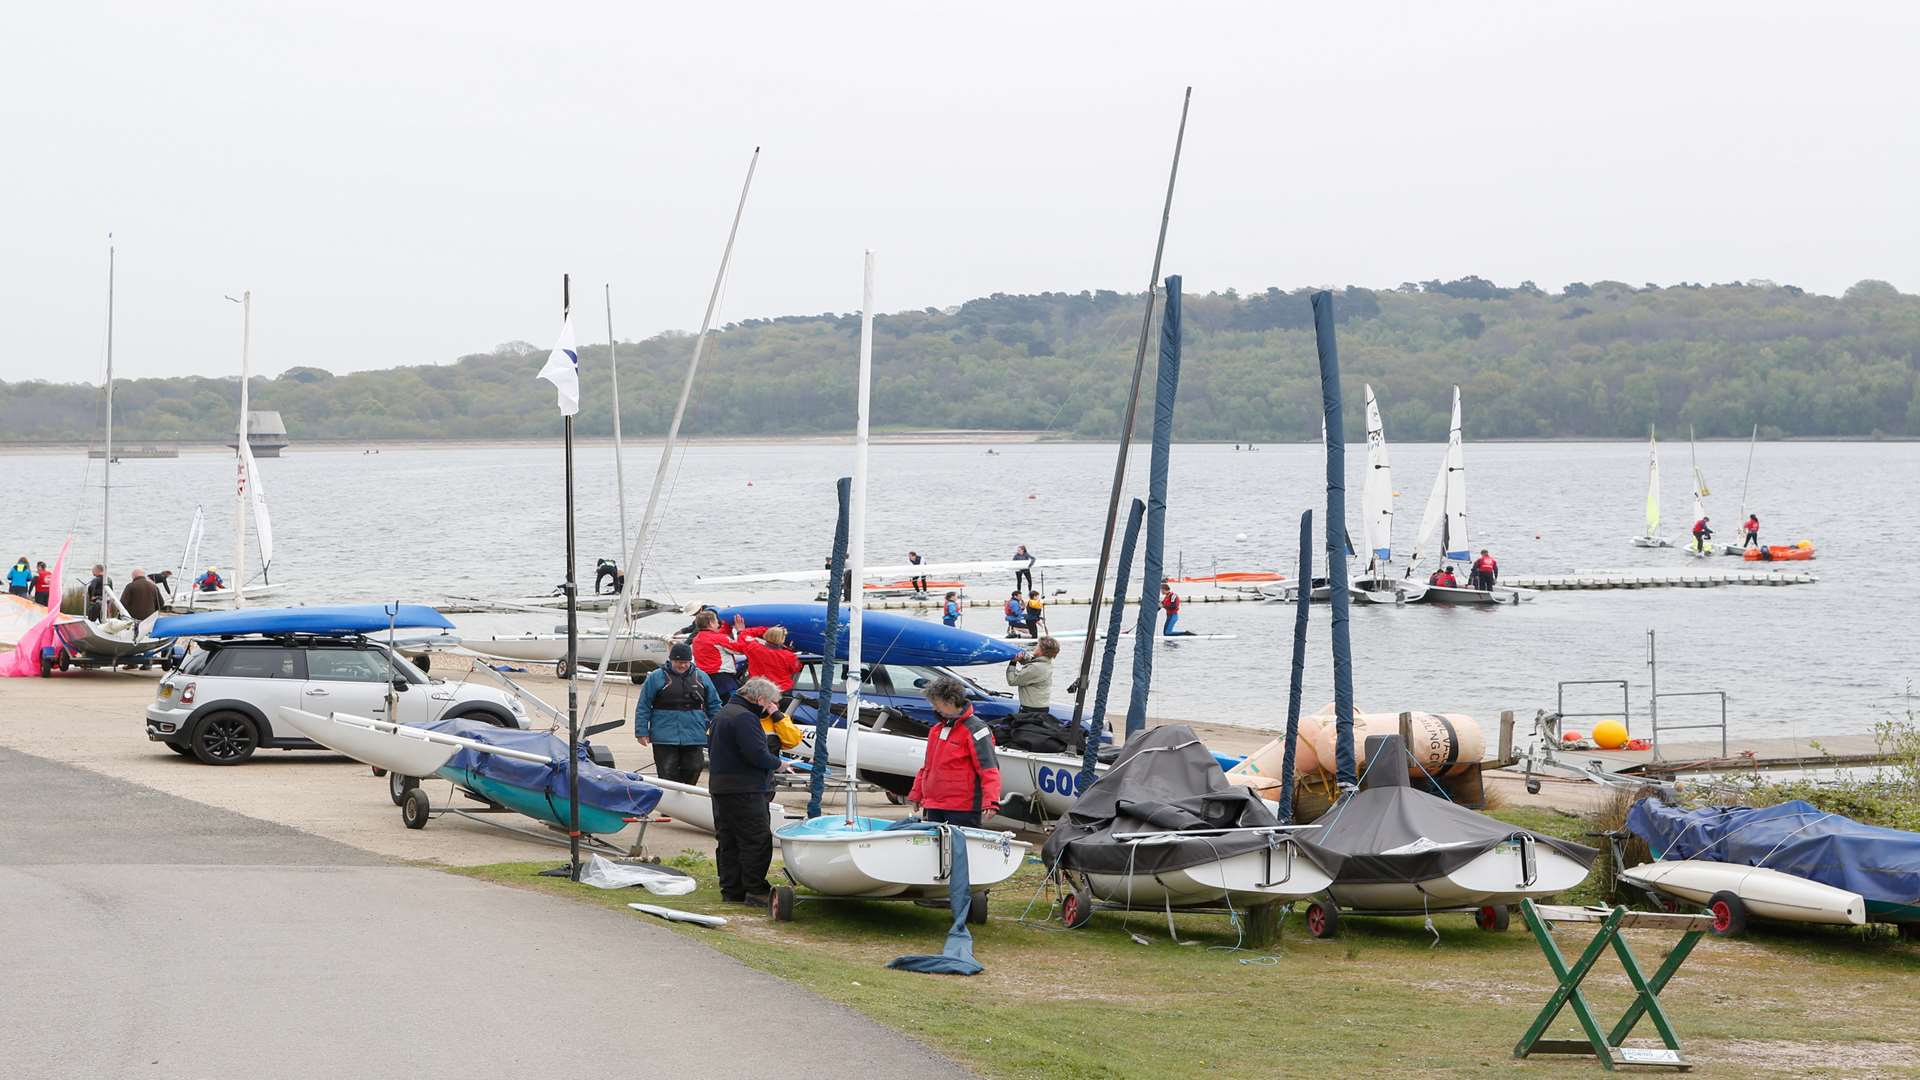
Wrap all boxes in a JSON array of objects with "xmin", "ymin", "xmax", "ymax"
[
  {"xmin": 1745, "ymin": 531, "xmax": 1759, "ymax": 548},
  {"xmin": 652, "ymin": 743, "xmax": 707, "ymax": 787},
  {"xmin": 911, "ymin": 574, "xmax": 927, "ymax": 592},
  {"xmin": 707, "ymin": 670, "xmax": 739, "ymax": 702},
  {"xmin": 712, "ymin": 791, "xmax": 774, "ymax": 899},
  {"xmin": 1014, "ymin": 568, "xmax": 1033, "ymax": 592},
  {"xmin": 923, "ymin": 808, "xmax": 983, "ymax": 828}
]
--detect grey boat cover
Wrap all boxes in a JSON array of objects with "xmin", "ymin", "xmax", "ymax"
[
  {"xmin": 1315, "ymin": 736, "xmax": 1597, "ymax": 885},
  {"xmin": 1041, "ymin": 725, "xmax": 1341, "ymax": 876}
]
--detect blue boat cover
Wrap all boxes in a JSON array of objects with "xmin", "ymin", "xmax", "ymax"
[
  {"xmin": 422, "ymin": 717, "xmax": 662, "ymax": 819},
  {"xmin": 714, "ymin": 603, "xmax": 1021, "ymax": 667},
  {"xmin": 151, "ymin": 604, "xmax": 454, "ymax": 639},
  {"xmin": 1628, "ymin": 798, "xmax": 1920, "ymax": 915},
  {"xmin": 884, "ymin": 819, "xmax": 984, "ymax": 976}
]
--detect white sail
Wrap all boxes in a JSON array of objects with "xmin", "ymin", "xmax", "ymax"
[
  {"xmin": 1411, "ymin": 434, "xmax": 1449, "ymax": 567},
  {"xmin": 1361, "ymin": 385, "xmax": 1393, "ymax": 568},
  {"xmin": 1442, "ymin": 388, "xmax": 1468, "ymax": 561},
  {"xmin": 1644, "ymin": 426, "xmax": 1661, "ymax": 537},
  {"xmin": 240, "ymin": 439, "xmax": 274, "ymax": 572},
  {"xmin": 177, "ymin": 505, "xmax": 206, "ymax": 583}
]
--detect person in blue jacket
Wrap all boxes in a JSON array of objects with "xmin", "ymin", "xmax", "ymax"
[{"xmin": 634, "ymin": 642, "xmax": 722, "ymax": 786}]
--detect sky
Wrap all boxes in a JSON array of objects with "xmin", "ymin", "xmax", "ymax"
[{"xmin": 3, "ymin": 1, "xmax": 1916, "ymax": 384}]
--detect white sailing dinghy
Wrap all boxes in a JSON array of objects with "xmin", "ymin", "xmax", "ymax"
[
  {"xmin": 1407, "ymin": 388, "xmax": 1525, "ymax": 604},
  {"xmin": 1351, "ymin": 385, "xmax": 1424, "ymax": 604},
  {"xmin": 1619, "ymin": 860, "xmax": 1866, "ymax": 929},
  {"xmin": 1627, "ymin": 425, "xmax": 1672, "ymax": 547},
  {"xmin": 773, "ymin": 254, "xmax": 1029, "ymax": 916},
  {"xmin": 1683, "ymin": 426, "xmax": 1715, "ymax": 558}
]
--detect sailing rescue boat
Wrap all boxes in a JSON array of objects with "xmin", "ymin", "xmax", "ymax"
[{"xmin": 772, "ymin": 253, "xmax": 1029, "ymax": 920}]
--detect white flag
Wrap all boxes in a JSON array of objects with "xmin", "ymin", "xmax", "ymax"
[{"xmin": 537, "ymin": 314, "xmax": 580, "ymax": 416}]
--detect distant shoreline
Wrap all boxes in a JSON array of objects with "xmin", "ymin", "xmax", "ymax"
[{"xmin": 2, "ymin": 431, "xmax": 1916, "ymax": 456}]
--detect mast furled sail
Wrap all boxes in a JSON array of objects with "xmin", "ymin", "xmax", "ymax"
[
  {"xmin": 1644, "ymin": 425, "xmax": 1662, "ymax": 537},
  {"xmin": 1361, "ymin": 384, "xmax": 1393, "ymax": 569}
]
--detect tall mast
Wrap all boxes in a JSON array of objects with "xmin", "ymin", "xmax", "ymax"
[
  {"xmin": 103, "ymin": 236, "xmax": 116, "ymax": 573},
  {"xmin": 1069, "ymin": 87, "xmax": 1192, "ymax": 737},
  {"xmin": 605, "ymin": 284, "xmax": 630, "ymax": 552},
  {"xmin": 842, "ymin": 251, "xmax": 875, "ymax": 822},
  {"xmin": 233, "ymin": 290, "xmax": 252, "ymax": 608},
  {"xmin": 561, "ymin": 273, "xmax": 581, "ymax": 880}
]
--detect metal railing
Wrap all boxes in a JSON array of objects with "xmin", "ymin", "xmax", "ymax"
[
  {"xmin": 1647, "ymin": 630, "xmax": 1728, "ymax": 760},
  {"xmin": 1556, "ymin": 679, "xmax": 1631, "ymax": 739}
]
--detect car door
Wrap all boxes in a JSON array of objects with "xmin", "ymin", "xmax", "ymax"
[
  {"xmin": 302, "ymin": 645, "xmax": 403, "ymax": 724},
  {"xmin": 206, "ymin": 646, "xmax": 308, "ymax": 744}
]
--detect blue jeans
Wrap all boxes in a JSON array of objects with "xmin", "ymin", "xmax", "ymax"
[{"xmin": 1163, "ymin": 612, "xmax": 1181, "ymax": 636}]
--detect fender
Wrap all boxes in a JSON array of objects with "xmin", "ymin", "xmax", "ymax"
[
  {"xmin": 183, "ymin": 699, "xmax": 288, "ymax": 745},
  {"xmin": 438, "ymin": 703, "xmax": 516, "ymax": 728}
]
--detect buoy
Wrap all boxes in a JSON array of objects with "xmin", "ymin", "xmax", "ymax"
[
  {"xmin": 747, "ymin": 481, "xmax": 753, "ymax": 486},
  {"xmin": 1304, "ymin": 706, "xmax": 1484, "ymax": 778},
  {"xmin": 1561, "ymin": 730, "xmax": 1585, "ymax": 744},
  {"xmin": 1235, "ymin": 532, "xmax": 1248, "ymax": 543},
  {"xmin": 1028, "ymin": 494, "xmax": 1037, "ymax": 500},
  {"xmin": 1591, "ymin": 719, "xmax": 1629, "ymax": 749},
  {"xmin": 1534, "ymin": 533, "xmax": 1542, "ymax": 540}
]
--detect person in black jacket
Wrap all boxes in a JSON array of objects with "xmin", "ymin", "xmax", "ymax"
[{"xmin": 706, "ymin": 676, "xmax": 787, "ymax": 905}]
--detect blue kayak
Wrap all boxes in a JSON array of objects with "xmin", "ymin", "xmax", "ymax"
[
  {"xmin": 152, "ymin": 603, "xmax": 453, "ymax": 639},
  {"xmin": 714, "ymin": 603, "xmax": 1022, "ymax": 667}
]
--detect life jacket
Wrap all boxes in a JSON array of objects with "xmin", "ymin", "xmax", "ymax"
[
  {"xmin": 1163, "ymin": 591, "xmax": 1181, "ymax": 614},
  {"xmin": 1026, "ymin": 597, "xmax": 1044, "ymax": 615},
  {"xmin": 1744, "ymin": 517, "xmax": 1759, "ymax": 533},
  {"xmin": 1004, "ymin": 598, "xmax": 1024, "ymax": 622},
  {"xmin": 651, "ymin": 666, "xmax": 707, "ymax": 711},
  {"xmin": 1692, "ymin": 519, "xmax": 1708, "ymax": 536},
  {"xmin": 760, "ymin": 711, "xmax": 804, "ymax": 750},
  {"xmin": 1473, "ymin": 555, "xmax": 1497, "ymax": 574}
]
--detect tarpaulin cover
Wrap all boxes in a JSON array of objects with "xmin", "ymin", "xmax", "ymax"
[
  {"xmin": 1628, "ymin": 798, "xmax": 1920, "ymax": 918},
  {"xmin": 421, "ymin": 717, "xmax": 661, "ymax": 819},
  {"xmin": 885, "ymin": 819, "xmax": 984, "ymax": 976},
  {"xmin": 1314, "ymin": 738, "xmax": 1595, "ymax": 886},
  {"xmin": 1042, "ymin": 725, "xmax": 1341, "ymax": 877},
  {"xmin": 714, "ymin": 603, "xmax": 1021, "ymax": 667},
  {"xmin": 152, "ymin": 604, "xmax": 454, "ymax": 639}
]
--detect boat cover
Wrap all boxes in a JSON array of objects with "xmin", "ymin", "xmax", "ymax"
[
  {"xmin": 1041, "ymin": 725, "xmax": 1339, "ymax": 876},
  {"xmin": 421, "ymin": 717, "xmax": 661, "ymax": 818},
  {"xmin": 713, "ymin": 603, "xmax": 1021, "ymax": 667},
  {"xmin": 885, "ymin": 819, "xmax": 985, "ymax": 976},
  {"xmin": 1628, "ymin": 798, "xmax": 1920, "ymax": 917},
  {"xmin": 152, "ymin": 604, "xmax": 454, "ymax": 639},
  {"xmin": 1314, "ymin": 736, "xmax": 1595, "ymax": 885}
]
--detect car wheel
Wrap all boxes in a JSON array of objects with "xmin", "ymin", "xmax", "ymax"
[
  {"xmin": 389, "ymin": 772, "xmax": 420, "ymax": 805},
  {"xmin": 401, "ymin": 787, "xmax": 433, "ymax": 829},
  {"xmin": 192, "ymin": 711, "xmax": 259, "ymax": 765},
  {"xmin": 446, "ymin": 708, "xmax": 512, "ymax": 728}
]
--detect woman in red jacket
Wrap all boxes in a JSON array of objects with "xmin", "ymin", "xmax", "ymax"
[
  {"xmin": 738, "ymin": 625, "xmax": 802, "ymax": 694},
  {"xmin": 908, "ymin": 676, "xmax": 1001, "ymax": 827}
]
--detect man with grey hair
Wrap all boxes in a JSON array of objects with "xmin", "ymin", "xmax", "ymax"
[
  {"xmin": 706, "ymin": 675, "xmax": 786, "ymax": 905},
  {"xmin": 119, "ymin": 568, "xmax": 167, "ymax": 623}
]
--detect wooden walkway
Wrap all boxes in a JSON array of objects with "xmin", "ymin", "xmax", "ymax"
[{"xmin": 1505, "ymin": 569, "xmax": 1816, "ymax": 590}]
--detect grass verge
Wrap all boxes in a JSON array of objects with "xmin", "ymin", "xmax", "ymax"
[{"xmin": 449, "ymin": 808, "xmax": 1919, "ymax": 1080}]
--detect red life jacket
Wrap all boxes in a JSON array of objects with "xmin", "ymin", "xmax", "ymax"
[
  {"xmin": 909, "ymin": 707, "xmax": 1001, "ymax": 812},
  {"xmin": 1744, "ymin": 516, "xmax": 1759, "ymax": 533},
  {"xmin": 1163, "ymin": 591, "xmax": 1181, "ymax": 614},
  {"xmin": 1692, "ymin": 519, "xmax": 1707, "ymax": 535},
  {"xmin": 1473, "ymin": 555, "xmax": 1497, "ymax": 575}
]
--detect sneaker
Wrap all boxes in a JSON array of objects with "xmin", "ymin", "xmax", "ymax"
[
  {"xmin": 742, "ymin": 893, "xmax": 772, "ymax": 908},
  {"xmin": 720, "ymin": 893, "xmax": 745, "ymax": 904}
]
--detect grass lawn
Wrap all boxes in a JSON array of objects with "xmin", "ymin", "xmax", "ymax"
[{"xmin": 452, "ymin": 808, "xmax": 1920, "ymax": 1079}]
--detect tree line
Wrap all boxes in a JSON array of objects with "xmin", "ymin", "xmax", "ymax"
[{"xmin": 5, "ymin": 277, "xmax": 1916, "ymax": 444}]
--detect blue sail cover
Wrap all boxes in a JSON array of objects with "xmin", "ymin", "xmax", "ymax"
[
  {"xmin": 714, "ymin": 603, "xmax": 1021, "ymax": 667},
  {"xmin": 1628, "ymin": 798, "xmax": 1920, "ymax": 921},
  {"xmin": 152, "ymin": 604, "xmax": 454, "ymax": 639},
  {"xmin": 422, "ymin": 717, "xmax": 662, "ymax": 823}
]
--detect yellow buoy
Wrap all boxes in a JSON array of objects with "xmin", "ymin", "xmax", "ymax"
[{"xmin": 1591, "ymin": 718, "xmax": 1629, "ymax": 750}]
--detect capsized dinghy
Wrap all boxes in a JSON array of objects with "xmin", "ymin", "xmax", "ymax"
[
  {"xmin": 1041, "ymin": 725, "xmax": 1336, "ymax": 921},
  {"xmin": 1304, "ymin": 734, "xmax": 1596, "ymax": 936}
]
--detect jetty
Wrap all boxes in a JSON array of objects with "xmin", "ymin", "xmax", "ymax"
[{"xmin": 1505, "ymin": 568, "xmax": 1816, "ymax": 590}]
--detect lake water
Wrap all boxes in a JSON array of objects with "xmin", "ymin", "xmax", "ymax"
[{"xmin": 4, "ymin": 439, "xmax": 1914, "ymax": 745}]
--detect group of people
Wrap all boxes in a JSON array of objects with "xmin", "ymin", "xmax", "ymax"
[
  {"xmin": 6, "ymin": 557, "xmax": 52, "ymax": 607},
  {"xmin": 1692, "ymin": 514, "xmax": 1762, "ymax": 552},
  {"xmin": 1425, "ymin": 549, "xmax": 1501, "ymax": 591},
  {"xmin": 1002, "ymin": 590, "xmax": 1047, "ymax": 638}
]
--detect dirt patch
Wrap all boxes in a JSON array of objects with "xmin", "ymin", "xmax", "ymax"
[{"xmin": 1694, "ymin": 1039, "xmax": 1920, "ymax": 1078}]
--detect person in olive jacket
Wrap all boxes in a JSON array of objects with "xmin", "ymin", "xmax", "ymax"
[{"xmin": 706, "ymin": 676, "xmax": 788, "ymax": 905}]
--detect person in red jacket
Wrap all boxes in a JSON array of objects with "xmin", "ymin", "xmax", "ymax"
[
  {"xmin": 738, "ymin": 625, "xmax": 802, "ymax": 694},
  {"xmin": 1469, "ymin": 549, "xmax": 1499, "ymax": 590},
  {"xmin": 1742, "ymin": 514, "xmax": 1761, "ymax": 550},
  {"xmin": 689, "ymin": 611, "xmax": 760, "ymax": 701},
  {"xmin": 908, "ymin": 676, "xmax": 1001, "ymax": 827},
  {"xmin": 30, "ymin": 560, "xmax": 52, "ymax": 607}
]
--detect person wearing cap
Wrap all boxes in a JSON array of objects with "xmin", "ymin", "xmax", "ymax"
[{"xmin": 634, "ymin": 642, "xmax": 722, "ymax": 786}]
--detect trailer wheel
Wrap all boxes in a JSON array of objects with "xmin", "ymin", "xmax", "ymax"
[
  {"xmin": 401, "ymin": 787, "xmax": 432, "ymax": 829},
  {"xmin": 555, "ymin": 659, "xmax": 572, "ymax": 680},
  {"xmin": 1525, "ymin": 777, "xmax": 1542, "ymax": 795},
  {"xmin": 1306, "ymin": 900, "xmax": 1341, "ymax": 939},
  {"xmin": 389, "ymin": 772, "xmax": 419, "ymax": 805},
  {"xmin": 771, "ymin": 885, "xmax": 796, "ymax": 922},
  {"xmin": 965, "ymin": 891, "xmax": 989, "ymax": 926},
  {"xmin": 38, "ymin": 653, "xmax": 53, "ymax": 678},
  {"xmin": 1060, "ymin": 883, "xmax": 1094, "ymax": 929},
  {"xmin": 1475, "ymin": 904, "xmax": 1511, "ymax": 932},
  {"xmin": 1707, "ymin": 891, "xmax": 1747, "ymax": 937}
]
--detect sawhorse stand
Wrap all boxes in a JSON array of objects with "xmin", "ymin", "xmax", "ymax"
[{"xmin": 1515, "ymin": 901, "xmax": 1712, "ymax": 1071}]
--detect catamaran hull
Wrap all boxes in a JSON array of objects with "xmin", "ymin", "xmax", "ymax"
[
  {"xmin": 54, "ymin": 619, "xmax": 165, "ymax": 660},
  {"xmin": 1620, "ymin": 860, "xmax": 1866, "ymax": 926},
  {"xmin": 274, "ymin": 707, "xmax": 460, "ymax": 776},
  {"xmin": 1417, "ymin": 585, "xmax": 1523, "ymax": 605},
  {"xmin": 167, "ymin": 582, "xmax": 289, "ymax": 609},
  {"xmin": 1329, "ymin": 841, "xmax": 1591, "ymax": 910},
  {"xmin": 1629, "ymin": 536, "xmax": 1673, "ymax": 548},
  {"xmin": 1084, "ymin": 841, "xmax": 1334, "ymax": 907},
  {"xmin": 776, "ymin": 817, "xmax": 1028, "ymax": 898},
  {"xmin": 440, "ymin": 767, "xmax": 636, "ymax": 836}
]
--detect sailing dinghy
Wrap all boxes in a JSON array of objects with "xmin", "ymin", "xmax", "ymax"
[
  {"xmin": 1351, "ymin": 385, "xmax": 1424, "ymax": 604},
  {"xmin": 1627, "ymin": 425, "xmax": 1673, "ymax": 547},
  {"xmin": 1683, "ymin": 427, "xmax": 1715, "ymax": 558},
  {"xmin": 772, "ymin": 254, "xmax": 1029, "ymax": 920},
  {"xmin": 1406, "ymin": 388, "xmax": 1527, "ymax": 604}
]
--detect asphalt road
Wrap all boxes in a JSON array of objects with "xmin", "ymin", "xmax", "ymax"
[{"xmin": 0, "ymin": 746, "xmax": 974, "ymax": 1079}]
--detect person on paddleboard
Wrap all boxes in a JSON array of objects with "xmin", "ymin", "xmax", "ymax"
[
  {"xmin": 1023, "ymin": 590, "xmax": 1046, "ymax": 637},
  {"xmin": 1469, "ymin": 550, "xmax": 1500, "ymax": 591},
  {"xmin": 941, "ymin": 591, "xmax": 961, "ymax": 627},
  {"xmin": 1013, "ymin": 544, "xmax": 1035, "ymax": 593},
  {"xmin": 1743, "ymin": 514, "xmax": 1760, "ymax": 550},
  {"xmin": 1003, "ymin": 590, "xmax": 1028, "ymax": 638},
  {"xmin": 1160, "ymin": 583, "xmax": 1195, "ymax": 636},
  {"xmin": 1691, "ymin": 516, "xmax": 1713, "ymax": 553},
  {"xmin": 906, "ymin": 550, "xmax": 927, "ymax": 595}
]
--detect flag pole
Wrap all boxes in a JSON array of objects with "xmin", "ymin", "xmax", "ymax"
[{"xmin": 562, "ymin": 273, "xmax": 581, "ymax": 881}]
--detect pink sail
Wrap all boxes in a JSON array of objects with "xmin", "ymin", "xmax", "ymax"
[{"xmin": 3, "ymin": 538, "xmax": 72, "ymax": 677}]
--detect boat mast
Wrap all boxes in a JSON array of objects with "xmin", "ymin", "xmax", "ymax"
[
  {"xmin": 1069, "ymin": 87, "xmax": 1191, "ymax": 736},
  {"xmin": 841, "ymin": 251, "xmax": 875, "ymax": 822},
  {"xmin": 1736, "ymin": 422, "xmax": 1757, "ymax": 525},
  {"xmin": 233, "ymin": 290, "xmax": 252, "ymax": 609},
  {"xmin": 102, "ymin": 236, "xmax": 115, "ymax": 578},
  {"xmin": 580, "ymin": 148, "xmax": 759, "ymax": 726},
  {"xmin": 605, "ymin": 284, "xmax": 630, "ymax": 551}
]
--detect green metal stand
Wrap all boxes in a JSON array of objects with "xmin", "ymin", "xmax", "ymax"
[{"xmin": 1515, "ymin": 901, "xmax": 1711, "ymax": 1071}]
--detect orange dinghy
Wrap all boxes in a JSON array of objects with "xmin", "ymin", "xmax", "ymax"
[{"xmin": 1744, "ymin": 541, "xmax": 1815, "ymax": 562}]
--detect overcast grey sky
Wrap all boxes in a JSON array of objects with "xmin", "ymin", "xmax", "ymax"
[{"xmin": 4, "ymin": 1, "xmax": 1915, "ymax": 384}]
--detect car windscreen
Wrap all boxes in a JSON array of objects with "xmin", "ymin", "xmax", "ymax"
[{"xmin": 207, "ymin": 647, "xmax": 306, "ymax": 680}]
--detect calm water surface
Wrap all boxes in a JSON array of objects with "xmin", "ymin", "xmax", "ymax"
[{"xmin": 4, "ymin": 440, "xmax": 1914, "ymax": 743}]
